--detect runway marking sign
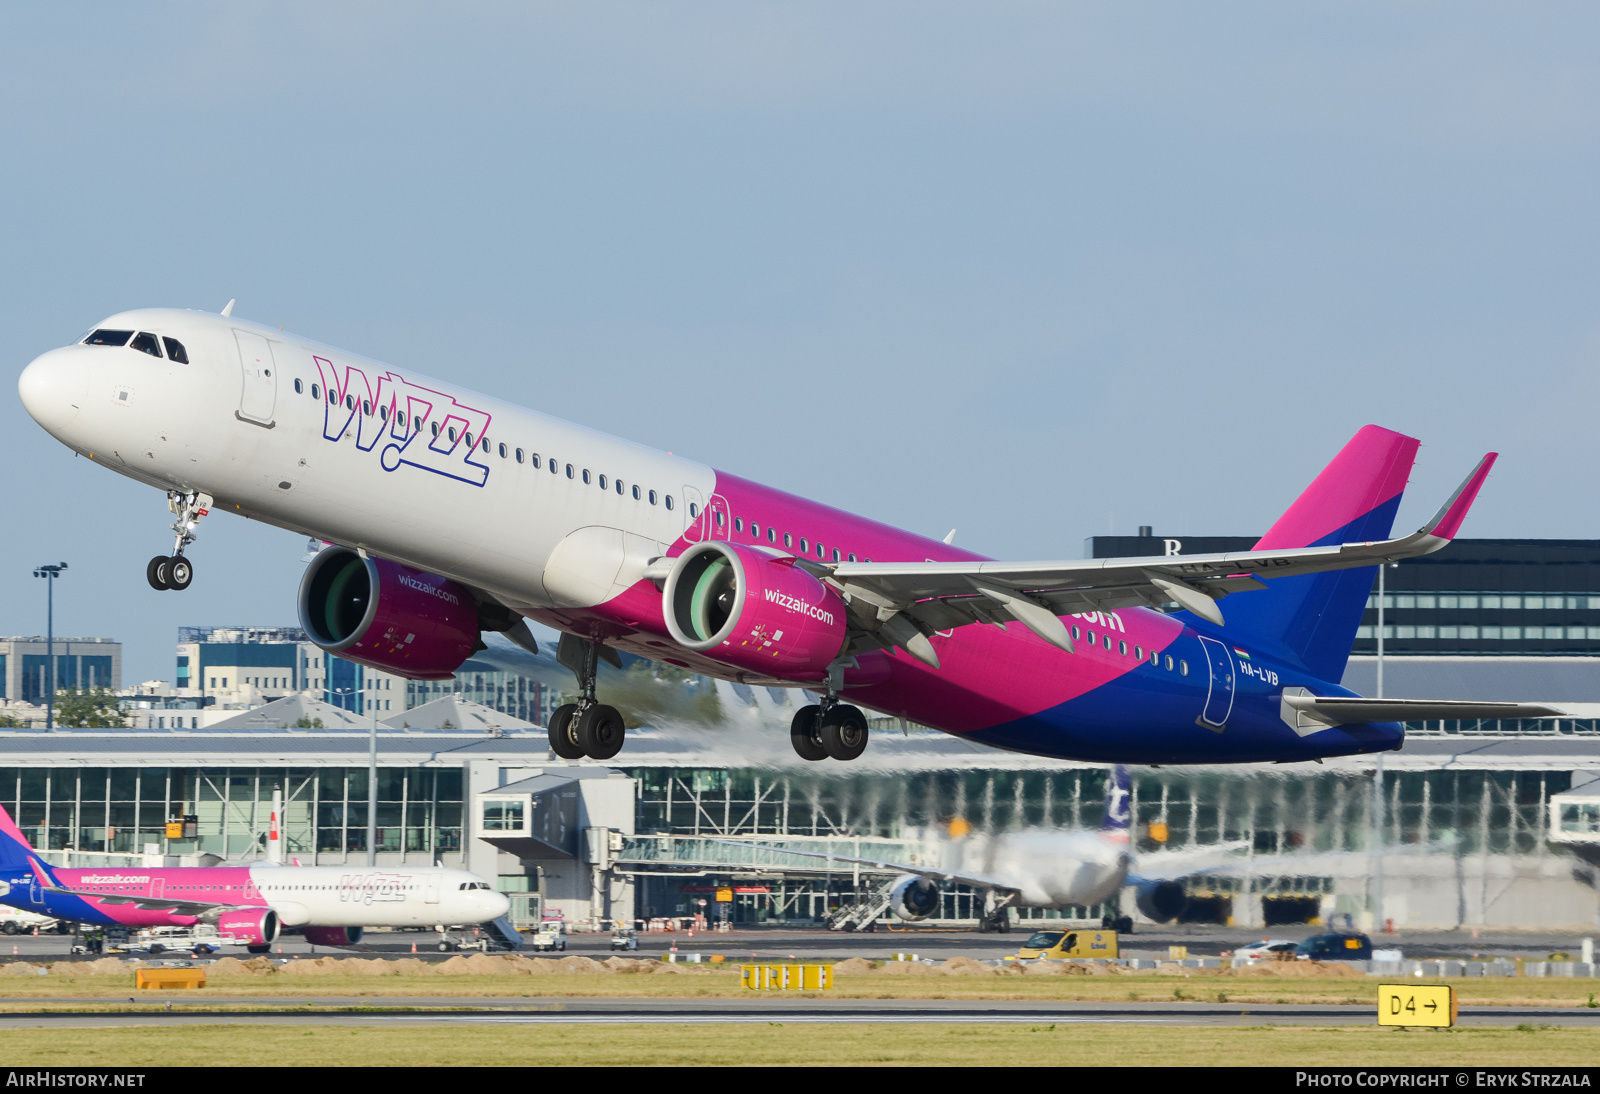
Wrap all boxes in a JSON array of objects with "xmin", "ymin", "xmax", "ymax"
[{"xmin": 1377, "ymin": 983, "xmax": 1456, "ymax": 1027}]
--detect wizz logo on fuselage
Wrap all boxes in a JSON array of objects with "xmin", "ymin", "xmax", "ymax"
[{"xmin": 313, "ymin": 357, "xmax": 492, "ymax": 487}]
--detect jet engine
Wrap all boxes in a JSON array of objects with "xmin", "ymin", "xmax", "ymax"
[
  {"xmin": 303, "ymin": 925, "xmax": 364, "ymax": 947},
  {"xmin": 217, "ymin": 908, "xmax": 280, "ymax": 946},
  {"xmin": 1133, "ymin": 880, "xmax": 1188, "ymax": 923},
  {"xmin": 299, "ymin": 546, "xmax": 479, "ymax": 680},
  {"xmin": 662, "ymin": 542, "xmax": 848, "ymax": 681},
  {"xmin": 888, "ymin": 874, "xmax": 942, "ymax": 922}
]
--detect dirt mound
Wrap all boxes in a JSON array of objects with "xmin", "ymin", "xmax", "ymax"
[
  {"xmin": 833, "ymin": 958, "xmax": 876, "ymax": 975},
  {"xmin": 386, "ymin": 958, "xmax": 433, "ymax": 975},
  {"xmin": 73, "ymin": 958, "xmax": 131, "ymax": 976},
  {"xmin": 278, "ymin": 957, "xmax": 348, "ymax": 976},
  {"xmin": 0, "ymin": 962, "xmax": 44, "ymax": 977},
  {"xmin": 553, "ymin": 955, "xmax": 608, "ymax": 974},
  {"xmin": 936, "ymin": 957, "xmax": 995, "ymax": 977},
  {"xmin": 603, "ymin": 957, "xmax": 656, "ymax": 973},
  {"xmin": 1225, "ymin": 960, "xmax": 1361, "ymax": 979},
  {"xmin": 877, "ymin": 960, "xmax": 933, "ymax": 976}
]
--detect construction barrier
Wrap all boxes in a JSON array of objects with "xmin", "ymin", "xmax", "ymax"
[
  {"xmin": 135, "ymin": 968, "xmax": 206, "ymax": 990},
  {"xmin": 740, "ymin": 964, "xmax": 833, "ymax": 991}
]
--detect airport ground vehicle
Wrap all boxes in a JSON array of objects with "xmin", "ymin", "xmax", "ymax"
[
  {"xmin": 610, "ymin": 928, "xmax": 638, "ymax": 951},
  {"xmin": 531, "ymin": 924, "xmax": 567, "ymax": 952},
  {"xmin": 20, "ymin": 310, "xmax": 1553, "ymax": 770},
  {"xmin": 1296, "ymin": 931, "xmax": 1373, "ymax": 960},
  {"xmin": 1234, "ymin": 939, "xmax": 1301, "ymax": 962},
  {"xmin": 1016, "ymin": 929, "xmax": 1118, "ymax": 960},
  {"xmin": 0, "ymin": 911, "xmax": 66, "ymax": 935}
]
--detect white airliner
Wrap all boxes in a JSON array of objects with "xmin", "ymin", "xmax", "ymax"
[
  {"xmin": 17, "ymin": 306, "xmax": 1543, "ymax": 769},
  {"xmin": 720, "ymin": 767, "xmax": 1245, "ymax": 931}
]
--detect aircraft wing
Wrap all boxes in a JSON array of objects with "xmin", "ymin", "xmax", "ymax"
[
  {"xmin": 825, "ymin": 454, "xmax": 1495, "ymax": 664},
  {"xmin": 1125, "ymin": 841, "xmax": 1253, "ymax": 884},
  {"xmin": 700, "ymin": 838, "xmax": 1014, "ymax": 893},
  {"xmin": 40, "ymin": 885, "xmax": 248, "ymax": 917}
]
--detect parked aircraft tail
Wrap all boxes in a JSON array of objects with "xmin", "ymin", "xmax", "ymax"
[
  {"xmin": 1217, "ymin": 425, "xmax": 1422, "ymax": 681},
  {"xmin": 0, "ymin": 803, "xmax": 39, "ymax": 871},
  {"xmin": 1101, "ymin": 765, "xmax": 1131, "ymax": 839}
]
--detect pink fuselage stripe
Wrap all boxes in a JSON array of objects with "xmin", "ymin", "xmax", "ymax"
[
  {"xmin": 532, "ymin": 471, "xmax": 1187, "ymax": 735},
  {"xmin": 55, "ymin": 866, "xmax": 260, "ymax": 928}
]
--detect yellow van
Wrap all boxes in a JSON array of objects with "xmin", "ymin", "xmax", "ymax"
[{"xmin": 1016, "ymin": 929, "xmax": 1118, "ymax": 960}]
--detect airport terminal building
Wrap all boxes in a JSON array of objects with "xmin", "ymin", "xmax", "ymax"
[{"xmin": 0, "ymin": 536, "xmax": 1594, "ymax": 933}]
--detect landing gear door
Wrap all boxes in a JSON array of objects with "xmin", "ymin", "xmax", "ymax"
[
  {"xmin": 234, "ymin": 330, "xmax": 278, "ymax": 427},
  {"xmin": 1196, "ymin": 635, "xmax": 1236, "ymax": 730}
]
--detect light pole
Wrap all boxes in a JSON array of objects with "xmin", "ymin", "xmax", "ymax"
[
  {"xmin": 332, "ymin": 678, "xmax": 378, "ymax": 868},
  {"xmin": 1372, "ymin": 561, "xmax": 1398, "ymax": 934},
  {"xmin": 367, "ymin": 681, "xmax": 377, "ymax": 868},
  {"xmin": 32, "ymin": 563, "xmax": 67, "ymax": 731}
]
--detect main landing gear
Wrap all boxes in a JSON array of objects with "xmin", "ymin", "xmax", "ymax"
[
  {"xmin": 790, "ymin": 699, "xmax": 869, "ymax": 762},
  {"xmin": 548, "ymin": 635, "xmax": 626, "ymax": 761},
  {"xmin": 146, "ymin": 491, "xmax": 211, "ymax": 592}
]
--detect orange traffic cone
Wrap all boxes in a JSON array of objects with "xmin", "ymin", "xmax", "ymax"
[
  {"xmin": 31, "ymin": 928, "xmax": 37, "ymax": 937},
  {"xmin": 411, "ymin": 943, "xmax": 417, "ymax": 953},
  {"xmin": 10, "ymin": 944, "xmax": 16, "ymax": 955}
]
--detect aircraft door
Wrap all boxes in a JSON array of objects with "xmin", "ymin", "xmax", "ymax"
[
  {"xmin": 423, "ymin": 875, "xmax": 439, "ymax": 905},
  {"xmin": 681, "ymin": 486, "xmax": 706, "ymax": 541},
  {"xmin": 1196, "ymin": 636, "xmax": 1236, "ymax": 729},
  {"xmin": 234, "ymin": 330, "xmax": 278, "ymax": 426}
]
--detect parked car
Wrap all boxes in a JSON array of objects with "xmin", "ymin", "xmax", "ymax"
[
  {"xmin": 609, "ymin": 928, "xmax": 638, "ymax": 951},
  {"xmin": 1234, "ymin": 939, "xmax": 1301, "ymax": 962},
  {"xmin": 1296, "ymin": 931, "xmax": 1373, "ymax": 961}
]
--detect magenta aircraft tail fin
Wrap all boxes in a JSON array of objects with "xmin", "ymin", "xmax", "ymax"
[
  {"xmin": 1218, "ymin": 425, "xmax": 1421, "ymax": 681},
  {"xmin": 0, "ymin": 802, "xmax": 39, "ymax": 872}
]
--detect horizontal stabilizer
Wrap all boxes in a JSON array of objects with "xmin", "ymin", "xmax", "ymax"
[{"xmin": 1281, "ymin": 690, "xmax": 1563, "ymax": 735}]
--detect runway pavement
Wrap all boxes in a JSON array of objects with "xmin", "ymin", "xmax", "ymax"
[
  {"xmin": 0, "ymin": 998, "xmax": 1595, "ymax": 1028},
  {"xmin": 4, "ymin": 924, "xmax": 1593, "ymax": 964}
]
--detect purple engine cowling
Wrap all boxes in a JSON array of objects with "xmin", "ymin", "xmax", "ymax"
[
  {"xmin": 662, "ymin": 542, "xmax": 849, "ymax": 681},
  {"xmin": 299, "ymin": 546, "xmax": 480, "ymax": 680},
  {"xmin": 303, "ymin": 925, "xmax": 364, "ymax": 947},
  {"xmin": 218, "ymin": 908, "xmax": 280, "ymax": 946}
]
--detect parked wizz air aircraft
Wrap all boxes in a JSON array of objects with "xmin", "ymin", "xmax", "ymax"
[
  {"xmin": 0, "ymin": 804, "xmax": 512, "ymax": 951},
  {"xmin": 17, "ymin": 307, "xmax": 1559, "ymax": 765},
  {"xmin": 717, "ymin": 767, "xmax": 1242, "ymax": 932}
]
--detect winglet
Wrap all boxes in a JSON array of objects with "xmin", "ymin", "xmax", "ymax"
[{"xmin": 1420, "ymin": 453, "xmax": 1497, "ymax": 541}]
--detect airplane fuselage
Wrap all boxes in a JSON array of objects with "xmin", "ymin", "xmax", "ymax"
[
  {"xmin": 18, "ymin": 309, "xmax": 1401, "ymax": 764},
  {"xmin": 0, "ymin": 862, "xmax": 508, "ymax": 931}
]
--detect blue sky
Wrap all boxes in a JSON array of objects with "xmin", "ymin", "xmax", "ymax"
[{"xmin": 4, "ymin": 3, "xmax": 1599, "ymax": 683}]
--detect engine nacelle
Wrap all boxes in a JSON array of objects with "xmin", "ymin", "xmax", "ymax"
[
  {"xmin": 303, "ymin": 925, "xmax": 364, "ymax": 948},
  {"xmin": 217, "ymin": 908, "xmax": 280, "ymax": 946},
  {"xmin": 1134, "ymin": 880, "xmax": 1188, "ymax": 923},
  {"xmin": 299, "ymin": 546, "xmax": 479, "ymax": 680},
  {"xmin": 888, "ymin": 874, "xmax": 942, "ymax": 922},
  {"xmin": 662, "ymin": 542, "xmax": 848, "ymax": 681}
]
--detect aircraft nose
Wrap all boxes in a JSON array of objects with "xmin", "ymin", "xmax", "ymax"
[
  {"xmin": 485, "ymin": 891, "xmax": 510, "ymax": 919},
  {"xmin": 18, "ymin": 347, "xmax": 90, "ymax": 436}
]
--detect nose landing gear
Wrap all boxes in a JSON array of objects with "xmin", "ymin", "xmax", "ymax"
[
  {"xmin": 147, "ymin": 491, "xmax": 210, "ymax": 591},
  {"xmin": 548, "ymin": 634, "xmax": 626, "ymax": 761}
]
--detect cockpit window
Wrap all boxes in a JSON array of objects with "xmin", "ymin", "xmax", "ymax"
[
  {"xmin": 83, "ymin": 329, "xmax": 133, "ymax": 347},
  {"xmin": 162, "ymin": 337, "xmax": 189, "ymax": 364},
  {"xmin": 129, "ymin": 332, "xmax": 163, "ymax": 358}
]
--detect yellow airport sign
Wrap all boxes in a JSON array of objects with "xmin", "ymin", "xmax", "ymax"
[{"xmin": 1377, "ymin": 984, "xmax": 1456, "ymax": 1027}]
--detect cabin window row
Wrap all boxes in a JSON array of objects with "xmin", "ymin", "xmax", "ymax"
[
  {"xmin": 721, "ymin": 515, "xmax": 868, "ymax": 564},
  {"xmin": 290, "ymin": 379, "xmax": 674, "ymax": 509},
  {"xmin": 1067, "ymin": 626, "xmax": 1188, "ymax": 674}
]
